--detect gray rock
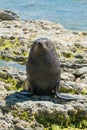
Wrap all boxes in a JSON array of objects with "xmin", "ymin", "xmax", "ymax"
[
  {"xmin": 1, "ymin": 50, "xmax": 15, "ymax": 60},
  {"xmin": 69, "ymin": 81, "xmax": 87, "ymax": 94},
  {"xmin": 61, "ymin": 62, "xmax": 87, "ymax": 69},
  {"xmin": 0, "ymin": 81, "xmax": 7, "ymax": 91},
  {"xmin": 61, "ymin": 72, "xmax": 75, "ymax": 81},
  {"xmin": 0, "ymin": 66, "xmax": 26, "ymax": 82},
  {"xmin": 15, "ymin": 124, "xmax": 33, "ymax": 130},
  {"xmin": 14, "ymin": 95, "xmax": 87, "ymax": 124},
  {"xmin": 77, "ymin": 74, "xmax": 87, "ymax": 84},
  {"xmin": 0, "ymin": 9, "xmax": 20, "ymax": 20},
  {"xmin": 74, "ymin": 67, "xmax": 87, "ymax": 76},
  {"xmin": 0, "ymin": 119, "xmax": 13, "ymax": 130},
  {"xmin": 14, "ymin": 118, "xmax": 43, "ymax": 130},
  {"xmin": 74, "ymin": 53, "xmax": 84, "ymax": 59},
  {"xmin": 60, "ymin": 80, "xmax": 87, "ymax": 94},
  {"xmin": 0, "ymin": 91, "xmax": 87, "ymax": 129}
]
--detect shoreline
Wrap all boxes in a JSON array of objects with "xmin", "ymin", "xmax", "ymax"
[
  {"xmin": 1, "ymin": 0, "xmax": 87, "ymax": 31},
  {"xmin": 0, "ymin": 19, "xmax": 87, "ymax": 42}
]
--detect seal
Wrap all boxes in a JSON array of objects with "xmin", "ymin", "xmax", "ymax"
[{"xmin": 19, "ymin": 38, "xmax": 77, "ymax": 100}]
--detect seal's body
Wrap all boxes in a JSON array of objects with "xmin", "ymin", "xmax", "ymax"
[
  {"xmin": 20, "ymin": 38, "xmax": 77, "ymax": 101},
  {"xmin": 26, "ymin": 38, "xmax": 60, "ymax": 95}
]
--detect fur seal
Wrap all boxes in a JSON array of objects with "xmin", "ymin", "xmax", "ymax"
[{"xmin": 20, "ymin": 38, "xmax": 77, "ymax": 100}]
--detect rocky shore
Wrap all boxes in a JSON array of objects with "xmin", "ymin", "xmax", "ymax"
[{"xmin": 0, "ymin": 10, "xmax": 87, "ymax": 130}]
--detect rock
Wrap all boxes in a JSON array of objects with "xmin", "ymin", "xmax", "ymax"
[
  {"xmin": 0, "ymin": 81, "xmax": 7, "ymax": 91},
  {"xmin": 74, "ymin": 67, "xmax": 87, "ymax": 76},
  {"xmin": 0, "ymin": 9, "xmax": 20, "ymax": 20},
  {"xmin": 0, "ymin": 66, "xmax": 26, "ymax": 81},
  {"xmin": 0, "ymin": 66, "xmax": 26, "ymax": 91},
  {"xmin": 14, "ymin": 120, "xmax": 34, "ymax": 130},
  {"xmin": 74, "ymin": 53, "xmax": 84, "ymax": 59},
  {"xmin": 15, "ymin": 121, "xmax": 43, "ymax": 130},
  {"xmin": 59, "ymin": 80, "xmax": 87, "ymax": 94},
  {"xmin": 61, "ymin": 62, "xmax": 87, "ymax": 69},
  {"xmin": 61, "ymin": 72, "xmax": 75, "ymax": 81},
  {"xmin": 1, "ymin": 50, "xmax": 15, "ymax": 61},
  {"xmin": 76, "ymin": 74, "xmax": 87, "ymax": 84},
  {"xmin": 69, "ymin": 82, "xmax": 87, "ymax": 94},
  {"xmin": 6, "ymin": 93, "xmax": 87, "ymax": 128},
  {"xmin": 0, "ymin": 19, "xmax": 87, "ymax": 64},
  {"xmin": 0, "ymin": 111, "xmax": 14, "ymax": 130},
  {"xmin": 0, "ymin": 19, "xmax": 87, "ymax": 129},
  {"xmin": 77, "ymin": 74, "xmax": 87, "ymax": 84},
  {"xmin": 0, "ymin": 119, "xmax": 11, "ymax": 130}
]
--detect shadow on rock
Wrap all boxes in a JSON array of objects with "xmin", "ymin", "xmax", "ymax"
[
  {"xmin": 5, "ymin": 92, "xmax": 30, "ymax": 107},
  {"xmin": 5, "ymin": 91, "xmax": 63, "ymax": 108}
]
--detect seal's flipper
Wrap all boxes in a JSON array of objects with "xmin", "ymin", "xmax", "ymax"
[{"xmin": 55, "ymin": 83, "xmax": 78, "ymax": 101}]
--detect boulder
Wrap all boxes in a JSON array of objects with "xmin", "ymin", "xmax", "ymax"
[{"xmin": 0, "ymin": 9, "xmax": 20, "ymax": 20}]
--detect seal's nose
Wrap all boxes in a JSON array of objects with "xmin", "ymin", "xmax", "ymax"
[{"xmin": 38, "ymin": 41, "xmax": 42, "ymax": 45}]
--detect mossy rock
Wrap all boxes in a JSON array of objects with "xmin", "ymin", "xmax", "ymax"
[
  {"xmin": 61, "ymin": 51, "xmax": 74, "ymax": 59},
  {"xmin": 0, "ymin": 76, "xmax": 23, "ymax": 91},
  {"xmin": 0, "ymin": 37, "xmax": 29, "ymax": 64},
  {"xmin": 0, "ymin": 38, "xmax": 20, "ymax": 50},
  {"xmin": 35, "ymin": 111, "xmax": 87, "ymax": 129}
]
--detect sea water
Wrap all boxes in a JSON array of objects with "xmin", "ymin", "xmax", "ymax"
[
  {"xmin": 0, "ymin": 0, "xmax": 87, "ymax": 31},
  {"xmin": 0, "ymin": 60, "xmax": 26, "ymax": 71}
]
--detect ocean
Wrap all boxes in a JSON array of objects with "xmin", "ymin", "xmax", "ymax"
[{"xmin": 0, "ymin": 0, "xmax": 87, "ymax": 31}]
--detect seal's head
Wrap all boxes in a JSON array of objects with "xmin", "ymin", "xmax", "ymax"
[{"xmin": 31, "ymin": 38, "xmax": 54, "ymax": 56}]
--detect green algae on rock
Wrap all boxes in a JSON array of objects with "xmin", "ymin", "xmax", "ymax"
[
  {"xmin": 10, "ymin": 99, "xmax": 87, "ymax": 130},
  {"xmin": 0, "ymin": 66, "xmax": 26, "ymax": 91},
  {"xmin": 0, "ymin": 37, "xmax": 29, "ymax": 64}
]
